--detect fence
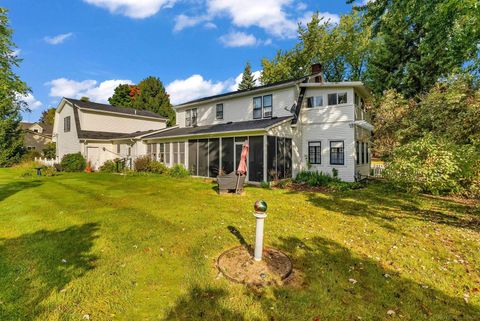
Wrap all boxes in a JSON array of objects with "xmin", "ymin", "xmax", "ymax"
[
  {"xmin": 34, "ymin": 157, "xmax": 57, "ymax": 167},
  {"xmin": 371, "ymin": 164, "xmax": 385, "ymax": 177}
]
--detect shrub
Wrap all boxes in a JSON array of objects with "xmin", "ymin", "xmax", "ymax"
[
  {"xmin": 61, "ymin": 153, "xmax": 87, "ymax": 172},
  {"xmin": 169, "ymin": 164, "xmax": 189, "ymax": 178},
  {"xmin": 99, "ymin": 160, "xmax": 117, "ymax": 173},
  {"xmin": 383, "ymin": 135, "xmax": 478, "ymax": 195},
  {"xmin": 260, "ymin": 181, "xmax": 270, "ymax": 189},
  {"xmin": 294, "ymin": 171, "xmax": 338, "ymax": 187},
  {"xmin": 134, "ymin": 156, "xmax": 151, "ymax": 172},
  {"xmin": 21, "ymin": 150, "xmax": 41, "ymax": 162},
  {"xmin": 43, "ymin": 166, "xmax": 58, "ymax": 177},
  {"xmin": 42, "ymin": 142, "xmax": 56, "ymax": 159},
  {"xmin": 148, "ymin": 161, "xmax": 169, "ymax": 174}
]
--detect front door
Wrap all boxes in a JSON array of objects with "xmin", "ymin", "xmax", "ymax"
[{"xmin": 86, "ymin": 147, "xmax": 100, "ymax": 170}]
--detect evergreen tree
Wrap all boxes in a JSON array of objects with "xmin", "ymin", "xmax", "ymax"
[
  {"xmin": 238, "ymin": 62, "xmax": 256, "ymax": 90},
  {"xmin": 0, "ymin": 8, "xmax": 28, "ymax": 166},
  {"xmin": 39, "ymin": 107, "xmax": 56, "ymax": 125},
  {"xmin": 108, "ymin": 84, "xmax": 133, "ymax": 108}
]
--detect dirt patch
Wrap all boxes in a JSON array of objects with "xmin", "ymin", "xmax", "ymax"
[{"xmin": 217, "ymin": 246, "xmax": 293, "ymax": 286}]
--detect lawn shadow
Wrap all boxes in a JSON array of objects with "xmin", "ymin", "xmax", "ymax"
[
  {"xmin": 0, "ymin": 179, "xmax": 43, "ymax": 202},
  {"xmin": 0, "ymin": 223, "xmax": 99, "ymax": 320},
  {"xmin": 227, "ymin": 226, "xmax": 253, "ymax": 254}
]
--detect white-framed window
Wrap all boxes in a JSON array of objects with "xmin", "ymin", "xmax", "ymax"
[
  {"xmin": 307, "ymin": 96, "xmax": 323, "ymax": 108},
  {"xmin": 216, "ymin": 104, "xmax": 223, "ymax": 120},
  {"xmin": 330, "ymin": 141, "xmax": 345, "ymax": 165},
  {"xmin": 253, "ymin": 94, "xmax": 273, "ymax": 119},
  {"xmin": 308, "ymin": 141, "xmax": 321, "ymax": 164},
  {"xmin": 165, "ymin": 143, "xmax": 170, "ymax": 164},
  {"xmin": 185, "ymin": 108, "xmax": 198, "ymax": 127},
  {"xmin": 327, "ymin": 92, "xmax": 348, "ymax": 106},
  {"xmin": 64, "ymin": 116, "xmax": 71, "ymax": 132},
  {"xmin": 159, "ymin": 143, "xmax": 165, "ymax": 163}
]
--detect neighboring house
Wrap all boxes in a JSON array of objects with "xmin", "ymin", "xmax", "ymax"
[
  {"xmin": 20, "ymin": 122, "xmax": 53, "ymax": 154},
  {"xmin": 52, "ymin": 64, "xmax": 373, "ymax": 181},
  {"xmin": 52, "ymin": 98, "xmax": 168, "ymax": 169},
  {"xmin": 142, "ymin": 64, "xmax": 373, "ymax": 182}
]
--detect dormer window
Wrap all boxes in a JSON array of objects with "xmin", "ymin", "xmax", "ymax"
[
  {"xmin": 186, "ymin": 108, "xmax": 197, "ymax": 127},
  {"xmin": 216, "ymin": 104, "xmax": 223, "ymax": 120},
  {"xmin": 253, "ymin": 94, "xmax": 273, "ymax": 119}
]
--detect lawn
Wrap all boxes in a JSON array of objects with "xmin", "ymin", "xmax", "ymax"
[{"xmin": 0, "ymin": 168, "xmax": 479, "ymax": 321}]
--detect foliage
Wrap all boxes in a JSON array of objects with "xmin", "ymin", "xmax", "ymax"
[
  {"xmin": 0, "ymin": 8, "xmax": 28, "ymax": 167},
  {"xmin": 13, "ymin": 159, "xmax": 41, "ymax": 169},
  {"xmin": 60, "ymin": 153, "xmax": 86, "ymax": 172},
  {"xmin": 39, "ymin": 108, "xmax": 56, "ymax": 125},
  {"xmin": 147, "ymin": 161, "xmax": 169, "ymax": 174},
  {"xmin": 134, "ymin": 155, "xmax": 151, "ymax": 172},
  {"xmin": 353, "ymin": 0, "xmax": 480, "ymax": 97},
  {"xmin": 383, "ymin": 135, "xmax": 479, "ymax": 195},
  {"xmin": 260, "ymin": 181, "xmax": 270, "ymax": 189},
  {"xmin": 20, "ymin": 150, "xmax": 41, "ymax": 162},
  {"xmin": 294, "ymin": 171, "xmax": 339, "ymax": 187},
  {"xmin": 80, "ymin": 96, "xmax": 90, "ymax": 102},
  {"xmin": 108, "ymin": 84, "xmax": 134, "ymax": 108},
  {"xmin": 261, "ymin": 11, "xmax": 371, "ymax": 84},
  {"xmin": 168, "ymin": 164, "xmax": 189, "ymax": 178},
  {"xmin": 99, "ymin": 160, "xmax": 117, "ymax": 173},
  {"xmin": 133, "ymin": 156, "xmax": 169, "ymax": 174},
  {"xmin": 42, "ymin": 166, "xmax": 58, "ymax": 177},
  {"xmin": 42, "ymin": 142, "xmax": 56, "ymax": 158},
  {"xmin": 238, "ymin": 62, "xmax": 256, "ymax": 90}
]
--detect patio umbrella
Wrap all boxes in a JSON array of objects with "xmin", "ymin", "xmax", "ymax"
[
  {"xmin": 236, "ymin": 141, "xmax": 249, "ymax": 193},
  {"xmin": 237, "ymin": 141, "xmax": 249, "ymax": 175}
]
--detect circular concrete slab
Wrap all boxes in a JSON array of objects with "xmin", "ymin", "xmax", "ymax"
[{"xmin": 217, "ymin": 246, "xmax": 293, "ymax": 286}]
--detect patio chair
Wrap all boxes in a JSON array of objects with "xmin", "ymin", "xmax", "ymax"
[{"xmin": 217, "ymin": 172, "xmax": 246, "ymax": 194}]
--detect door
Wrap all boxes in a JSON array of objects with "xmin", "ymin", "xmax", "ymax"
[
  {"xmin": 248, "ymin": 136, "xmax": 264, "ymax": 182},
  {"xmin": 86, "ymin": 147, "xmax": 100, "ymax": 170}
]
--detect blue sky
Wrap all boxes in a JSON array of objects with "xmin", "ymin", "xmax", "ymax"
[{"xmin": 5, "ymin": 0, "xmax": 356, "ymax": 122}]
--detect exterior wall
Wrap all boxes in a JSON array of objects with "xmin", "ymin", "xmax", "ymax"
[
  {"xmin": 53, "ymin": 103, "xmax": 81, "ymax": 161},
  {"xmin": 79, "ymin": 110, "xmax": 166, "ymax": 133},
  {"xmin": 81, "ymin": 142, "xmax": 117, "ymax": 170},
  {"xmin": 28, "ymin": 123, "xmax": 45, "ymax": 134},
  {"xmin": 24, "ymin": 133, "xmax": 52, "ymax": 153},
  {"xmin": 175, "ymin": 87, "xmax": 298, "ymax": 127}
]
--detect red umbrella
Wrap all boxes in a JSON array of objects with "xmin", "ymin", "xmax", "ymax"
[{"xmin": 237, "ymin": 141, "xmax": 249, "ymax": 175}]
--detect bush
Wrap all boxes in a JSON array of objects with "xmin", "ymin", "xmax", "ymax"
[
  {"xmin": 43, "ymin": 166, "xmax": 58, "ymax": 177},
  {"xmin": 260, "ymin": 181, "xmax": 270, "ymax": 189},
  {"xmin": 294, "ymin": 171, "xmax": 338, "ymax": 187},
  {"xmin": 134, "ymin": 156, "xmax": 151, "ymax": 172},
  {"xmin": 61, "ymin": 153, "xmax": 87, "ymax": 172},
  {"xmin": 42, "ymin": 142, "xmax": 56, "ymax": 158},
  {"xmin": 99, "ymin": 160, "xmax": 117, "ymax": 173},
  {"xmin": 148, "ymin": 161, "xmax": 169, "ymax": 174},
  {"xmin": 169, "ymin": 164, "xmax": 189, "ymax": 178},
  {"xmin": 383, "ymin": 135, "xmax": 478, "ymax": 195},
  {"xmin": 21, "ymin": 150, "xmax": 41, "ymax": 162}
]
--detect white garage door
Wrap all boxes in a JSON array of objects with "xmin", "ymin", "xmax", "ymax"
[{"xmin": 86, "ymin": 147, "xmax": 100, "ymax": 170}]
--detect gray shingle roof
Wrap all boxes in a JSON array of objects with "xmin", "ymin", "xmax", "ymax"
[
  {"xmin": 143, "ymin": 116, "xmax": 293, "ymax": 139},
  {"xmin": 65, "ymin": 98, "xmax": 166, "ymax": 119},
  {"xmin": 78, "ymin": 129, "xmax": 160, "ymax": 140}
]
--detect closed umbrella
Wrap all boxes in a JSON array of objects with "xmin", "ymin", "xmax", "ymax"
[{"xmin": 236, "ymin": 141, "xmax": 249, "ymax": 193}]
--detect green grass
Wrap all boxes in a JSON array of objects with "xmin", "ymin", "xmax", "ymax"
[{"xmin": 0, "ymin": 168, "xmax": 479, "ymax": 320}]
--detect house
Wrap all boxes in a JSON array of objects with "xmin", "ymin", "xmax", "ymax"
[
  {"xmin": 20, "ymin": 122, "xmax": 53, "ymax": 154},
  {"xmin": 53, "ymin": 64, "xmax": 373, "ymax": 181},
  {"xmin": 52, "ymin": 98, "xmax": 168, "ymax": 169}
]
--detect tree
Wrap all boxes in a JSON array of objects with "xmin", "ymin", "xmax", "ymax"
[
  {"xmin": 108, "ymin": 84, "xmax": 134, "ymax": 108},
  {"xmin": 238, "ymin": 62, "xmax": 256, "ymax": 90},
  {"xmin": 0, "ymin": 8, "xmax": 28, "ymax": 166},
  {"xmin": 261, "ymin": 11, "xmax": 371, "ymax": 84},
  {"xmin": 42, "ymin": 142, "xmax": 56, "ymax": 158},
  {"xmin": 352, "ymin": 0, "xmax": 480, "ymax": 97},
  {"xmin": 80, "ymin": 96, "xmax": 90, "ymax": 102},
  {"xmin": 39, "ymin": 108, "xmax": 56, "ymax": 125}
]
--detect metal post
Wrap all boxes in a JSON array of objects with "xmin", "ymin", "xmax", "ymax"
[{"xmin": 253, "ymin": 211, "xmax": 267, "ymax": 261}]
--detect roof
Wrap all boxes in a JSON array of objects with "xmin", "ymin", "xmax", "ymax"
[
  {"xmin": 175, "ymin": 75, "xmax": 310, "ymax": 107},
  {"xmin": 143, "ymin": 116, "xmax": 293, "ymax": 139},
  {"xmin": 77, "ymin": 129, "xmax": 160, "ymax": 140},
  {"xmin": 64, "ymin": 98, "xmax": 167, "ymax": 120},
  {"xmin": 20, "ymin": 122, "xmax": 53, "ymax": 135}
]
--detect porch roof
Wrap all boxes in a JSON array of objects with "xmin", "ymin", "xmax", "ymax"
[{"xmin": 143, "ymin": 116, "xmax": 293, "ymax": 140}]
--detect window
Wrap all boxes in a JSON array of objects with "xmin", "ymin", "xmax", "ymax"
[
  {"xmin": 179, "ymin": 142, "xmax": 185, "ymax": 164},
  {"xmin": 253, "ymin": 95, "xmax": 273, "ymax": 119},
  {"xmin": 33, "ymin": 129, "xmax": 39, "ymax": 133},
  {"xmin": 216, "ymin": 104, "xmax": 223, "ymax": 120},
  {"xmin": 64, "ymin": 116, "xmax": 71, "ymax": 132},
  {"xmin": 356, "ymin": 141, "xmax": 360, "ymax": 165},
  {"xmin": 330, "ymin": 141, "xmax": 344, "ymax": 165},
  {"xmin": 165, "ymin": 143, "xmax": 170, "ymax": 164},
  {"xmin": 308, "ymin": 141, "xmax": 321, "ymax": 164},
  {"xmin": 327, "ymin": 93, "xmax": 348, "ymax": 106},
  {"xmin": 116, "ymin": 144, "xmax": 121, "ymax": 154},
  {"xmin": 355, "ymin": 92, "xmax": 359, "ymax": 106},
  {"xmin": 173, "ymin": 142, "xmax": 179, "ymax": 164},
  {"xmin": 263, "ymin": 95, "xmax": 272, "ymax": 118},
  {"xmin": 159, "ymin": 143, "xmax": 165, "ymax": 163},
  {"xmin": 365, "ymin": 142, "xmax": 369, "ymax": 163},
  {"xmin": 27, "ymin": 146, "xmax": 35, "ymax": 151},
  {"xmin": 361, "ymin": 142, "xmax": 365, "ymax": 164},
  {"xmin": 253, "ymin": 96, "xmax": 262, "ymax": 119},
  {"xmin": 307, "ymin": 96, "xmax": 323, "ymax": 108},
  {"xmin": 185, "ymin": 108, "xmax": 198, "ymax": 127}
]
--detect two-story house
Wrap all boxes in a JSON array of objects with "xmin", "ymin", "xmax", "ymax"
[
  {"xmin": 20, "ymin": 122, "xmax": 53, "ymax": 154},
  {"xmin": 52, "ymin": 98, "xmax": 168, "ymax": 169},
  {"xmin": 141, "ymin": 64, "xmax": 373, "ymax": 182}
]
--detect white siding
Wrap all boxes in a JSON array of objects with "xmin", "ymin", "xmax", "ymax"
[
  {"xmin": 79, "ymin": 110, "xmax": 166, "ymax": 133},
  {"xmin": 54, "ymin": 103, "xmax": 81, "ymax": 161}
]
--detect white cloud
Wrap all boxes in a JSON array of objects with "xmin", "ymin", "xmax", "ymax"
[
  {"xmin": 300, "ymin": 11, "xmax": 340, "ymax": 26},
  {"xmin": 230, "ymin": 70, "xmax": 262, "ymax": 91},
  {"xmin": 174, "ymin": 14, "xmax": 209, "ymax": 32},
  {"xmin": 166, "ymin": 74, "xmax": 231, "ymax": 105},
  {"xmin": 83, "ymin": 0, "xmax": 176, "ymax": 19},
  {"xmin": 47, "ymin": 78, "xmax": 133, "ymax": 103},
  {"xmin": 204, "ymin": 22, "xmax": 217, "ymax": 29},
  {"xmin": 44, "ymin": 33, "xmax": 73, "ymax": 45},
  {"xmin": 219, "ymin": 31, "xmax": 258, "ymax": 47},
  {"xmin": 207, "ymin": 0, "xmax": 298, "ymax": 38},
  {"xmin": 20, "ymin": 93, "xmax": 43, "ymax": 110},
  {"xmin": 11, "ymin": 49, "xmax": 21, "ymax": 57}
]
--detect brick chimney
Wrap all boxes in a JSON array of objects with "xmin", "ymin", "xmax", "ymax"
[{"xmin": 311, "ymin": 63, "xmax": 322, "ymax": 74}]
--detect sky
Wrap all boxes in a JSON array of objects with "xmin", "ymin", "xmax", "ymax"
[{"xmin": 5, "ymin": 0, "xmax": 359, "ymax": 122}]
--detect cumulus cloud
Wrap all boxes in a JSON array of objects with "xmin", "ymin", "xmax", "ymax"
[
  {"xmin": 166, "ymin": 75, "xmax": 232, "ymax": 105},
  {"xmin": 19, "ymin": 93, "xmax": 43, "ymax": 110},
  {"xmin": 219, "ymin": 31, "xmax": 269, "ymax": 47},
  {"xmin": 83, "ymin": 0, "xmax": 176, "ymax": 19},
  {"xmin": 47, "ymin": 78, "xmax": 133, "ymax": 103},
  {"xmin": 44, "ymin": 32, "xmax": 73, "ymax": 45},
  {"xmin": 174, "ymin": 14, "xmax": 209, "ymax": 32},
  {"xmin": 300, "ymin": 11, "xmax": 340, "ymax": 26}
]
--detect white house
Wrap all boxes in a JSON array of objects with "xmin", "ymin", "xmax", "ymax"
[
  {"xmin": 52, "ymin": 98, "xmax": 168, "ymax": 169},
  {"xmin": 53, "ymin": 64, "xmax": 373, "ymax": 181}
]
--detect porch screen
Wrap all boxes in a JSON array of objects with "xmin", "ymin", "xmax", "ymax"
[
  {"xmin": 267, "ymin": 136, "xmax": 293, "ymax": 181},
  {"xmin": 248, "ymin": 136, "xmax": 264, "ymax": 182},
  {"xmin": 198, "ymin": 139, "xmax": 209, "ymax": 177},
  {"xmin": 209, "ymin": 139, "xmax": 220, "ymax": 177},
  {"xmin": 221, "ymin": 138, "xmax": 234, "ymax": 174}
]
